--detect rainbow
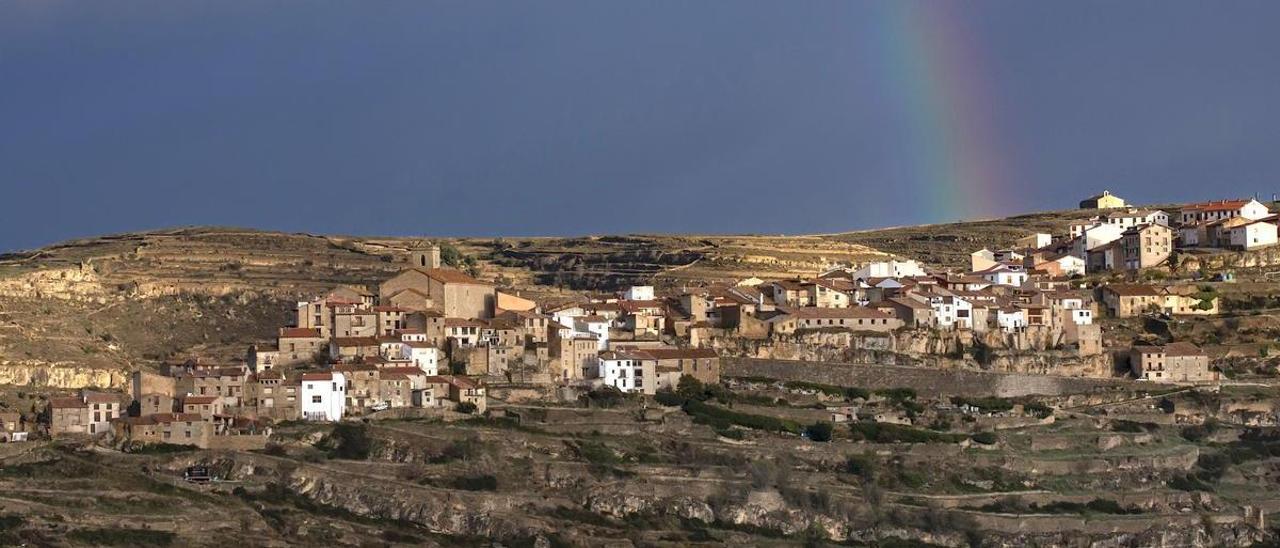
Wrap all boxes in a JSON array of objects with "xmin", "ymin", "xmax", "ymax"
[{"xmin": 869, "ymin": 2, "xmax": 1018, "ymax": 222}]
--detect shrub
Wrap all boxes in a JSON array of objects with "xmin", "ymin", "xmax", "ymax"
[
  {"xmin": 584, "ymin": 387, "xmax": 626, "ymax": 408},
  {"xmin": 1181, "ymin": 420, "xmax": 1219, "ymax": 442},
  {"xmin": 683, "ymin": 400, "xmax": 801, "ymax": 434},
  {"xmin": 848, "ymin": 422, "xmax": 966, "ymax": 444},
  {"xmin": 654, "ymin": 390, "xmax": 684, "ymax": 407},
  {"xmin": 318, "ymin": 423, "xmax": 373, "ymax": 460},
  {"xmin": 843, "ymin": 454, "xmax": 877, "ymax": 481},
  {"xmin": 455, "ymin": 401, "xmax": 477, "ymax": 414},
  {"xmin": 874, "ymin": 388, "xmax": 917, "ymax": 402},
  {"xmin": 970, "ymin": 431, "xmax": 998, "ymax": 445},
  {"xmin": 805, "ymin": 422, "xmax": 834, "ymax": 442},
  {"xmin": 448, "ymin": 474, "xmax": 498, "ymax": 491}
]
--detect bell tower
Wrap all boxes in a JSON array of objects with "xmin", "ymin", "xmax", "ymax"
[{"xmin": 410, "ymin": 244, "xmax": 441, "ymax": 269}]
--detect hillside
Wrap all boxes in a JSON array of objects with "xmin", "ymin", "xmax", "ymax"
[{"xmin": 0, "ymin": 212, "xmax": 1084, "ymax": 375}]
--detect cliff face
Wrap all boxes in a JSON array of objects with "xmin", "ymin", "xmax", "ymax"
[
  {"xmin": 0, "ymin": 361, "xmax": 129, "ymax": 390},
  {"xmin": 710, "ymin": 328, "xmax": 1112, "ymax": 378}
]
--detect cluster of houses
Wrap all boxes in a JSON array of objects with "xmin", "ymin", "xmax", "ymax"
[
  {"xmin": 1057, "ymin": 192, "xmax": 1278, "ymax": 274},
  {"xmin": 34, "ymin": 194, "xmax": 1259, "ymax": 446},
  {"xmin": 703, "ymin": 258, "xmax": 1104, "ymax": 356},
  {"xmin": 257, "ymin": 246, "xmax": 722, "ymax": 404}
]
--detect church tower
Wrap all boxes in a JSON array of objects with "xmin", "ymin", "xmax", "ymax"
[{"xmin": 410, "ymin": 244, "xmax": 441, "ymax": 269}]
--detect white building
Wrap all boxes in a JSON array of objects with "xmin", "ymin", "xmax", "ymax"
[
  {"xmin": 1072, "ymin": 223, "xmax": 1125, "ymax": 259},
  {"xmin": 1229, "ymin": 220, "xmax": 1278, "ymax": 250},
  {"xmin": 1015, "ymin": 233, "xmax": 1053, "ymax": 250},
  {"xmin": 1179, "ymin": 199, "xmax": 1270, "ymax": 225},
  {"xmin": 1035, "ymin": 254, "xmax": 1086, "ymax": 277},
  {"xmin": 1066, "ymin": 308, "xmax": 1093, "ymax": 325},
  {"xmin": 598, "ymin": 351, "xmax": 653, "ymax": 395},
  {"xmin": 1099, "ymin": 210, "xmax": 1170, "ymax": 231},
  {"xmin": 974, "ymin": 264, "xmax": 1029, "ymax": 287},
  {"xmin": 300, "ymin": 371, "xmax": 346, "ymax": 422},
  {"xmin": 996, "ymin": 308, "xmax": 1027, "ymax": 333},
  {"xmin": 852, "ymin": 259, "xmax": 927, "ymax": 280},
  {"xmin": 623, "ymin": 286, "xmax": 655, "ymax": 301},
  {"xmin": 402, "ymin": 342, "xmax": 441, "ymax": 375},
  {"xmin": 574, "ymin": 316, "xmax": 611, "ymax": 350},
  {"xmin": 929, "ymin": 295, "xmax": 973, "ymax": 330},
  {"xmin": 549, "ymin": 304, "xmax": 585, "ymax": 329}
]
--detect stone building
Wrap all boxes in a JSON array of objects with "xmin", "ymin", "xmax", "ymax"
[
  {"xmin": 1130, "ymin": 342, "xmax": 1215, "ymax": 383},
  {"xmin": 378, "ymin": 267, "xmax": 496, "ymax": 319}
]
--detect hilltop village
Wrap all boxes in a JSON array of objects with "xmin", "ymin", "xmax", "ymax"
[
  {"xmin": 6, "ymin": 192, "xmax": 1280, "ymax": 545},
  {"xmin": 17, "ymin": 191, "xmax": 1274, "ymax": 448}
]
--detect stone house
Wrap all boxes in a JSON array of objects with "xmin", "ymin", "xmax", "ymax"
[
  {"xmin": 630, "ymin": 347, "xmax": 721, "ymax": 386},
  {"xmin": 47, "ymin": 391, "xmax": 121, "ymax": 436},
  {"xmin": 244, "ymin": 371, "xmax": 299, "ymax": 421},
  {"xmin": 1130, "ymin": 342, "xmax": 1215, "ymax": 383},
  {"xmin": 1119, "ymin": 223, "xmax": 1173, "ymax": 270},
  {"xmin": 277, "ymin": 327, "xmax": 328, "ymax": 365},
  {"xmin": 1100, "ymin": 284, "xmax": 1162, "ymax": 318},
  {"xmin": 180, "ymin": 395, "xmax": 223, "ymax": 420}
]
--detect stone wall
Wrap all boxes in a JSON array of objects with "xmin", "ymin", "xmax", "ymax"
[{"xmin": 724, "ymin": 357, "xmax": 1132, "ymax": 398}]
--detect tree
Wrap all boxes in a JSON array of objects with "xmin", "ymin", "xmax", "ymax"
[{"xmin": 676, "ymin": 375, "xmax": 706, "ymax": 401}]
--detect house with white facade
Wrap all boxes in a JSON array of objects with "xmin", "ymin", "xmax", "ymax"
[
  {"xmin": 597, "ymin": 351, "xmax": 655, "ymax": 395},
  {"xmin": 973, "ymin": 264, "xmax": 1029, "ymax": 287},
  {"xmin": 1072, "ymin": 223, "xmax": 1125, "ymax": 260},
  {"xmin": 995, "ymin": 307, "xmax": 1027, "ymax": 333},
  {"xmin": 929, "ymin": 295, "xmax": 974, "ymax": 330},
  {"xmin": 1179, "ymin": 199, "xmax": 1270, "ymax": 225},
  {"xmin": 1100, "ymin": 209, "xmax": 1170, "ymax": 231},
  {"xmin": 300, "ymin": 371, "xmax": 346, "ymax": 422},
  {"xmin": 852, "ymin": 259, "xmax": 927, "ymax": 280},
  {"xmin": 401, "ymin": 342, "xmax": 441, "ymax": 375},
  {"xmin": 1229, "ymin": 220, "xmax": 1278, "ymax": 250},
  {"xmin": 623, "ymin": 286, "xmax": 655, "ymax": 301},
  {"xmin": 574, "ymin": 316, "xmax": 611, "ymax": 350},
  {"xmin": 1032, "ymin": 254, "xmax": 1086, "ymax": 277},
  {"xmin": 1015, "ymin": 233, "xmax": 1053, "ymax": 250}
]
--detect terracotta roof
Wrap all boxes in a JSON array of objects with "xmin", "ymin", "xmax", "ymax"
[
  {"xmin": 49, "ymin": 397, "xmax": 84, "ymax": 409},
  {"xmin": 379, "ymin": 367, "xmax": 427, "ymax": 377},
  {"xmin": 1182, "ymin": 199, "xmax": 1252, "ymax": 212},
  {"xmin": 334, "ymin": 336, "xmax": 380, "ymax": 347},
  {"xmin": 279, "ymin": 327, "xmax": 323, "ymax": 339},
  {"xmin": 778, "ymin": 306, "xmax": 894, "ymax": 320},
  {"xmin": 445, "ymin": 318, "xmax": 487, "ymax": 328},
  {"xmin": 410, "ymin": 267, "xmax": 490, "ymax": 285},
  {"xmin": 300, "ymin": 372, "xmax": 336, "ymax": 381},
  {"xmin": 182, "ymin": 395, "xmax": 219, "ymax": 405},
  {"xmin": 82, "ymin": 392, "xmax": 120, "ymax": 404},
  {"xmin": 1134, "ymin": 341, "xmax": 1204, "ymax": 357}
]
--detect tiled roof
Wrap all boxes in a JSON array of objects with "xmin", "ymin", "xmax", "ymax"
[{"xmin": 279, "ymin": 327, "xmax": 323, "ymax": 338}]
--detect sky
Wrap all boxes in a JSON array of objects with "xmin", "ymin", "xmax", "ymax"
[{"xmin": 3, "ymin": 1, "xmax": 1280, "ymax": 252}]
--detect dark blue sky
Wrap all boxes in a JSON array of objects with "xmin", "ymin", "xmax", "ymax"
[{"xmin": 3, "ymin": 1, "xmax": 1279, "ymax": 252}]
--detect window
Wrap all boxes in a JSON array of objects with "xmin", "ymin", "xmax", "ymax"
[{"xmin": 312, "ymin": 395, "xmax": 323, "ymax": 403}]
